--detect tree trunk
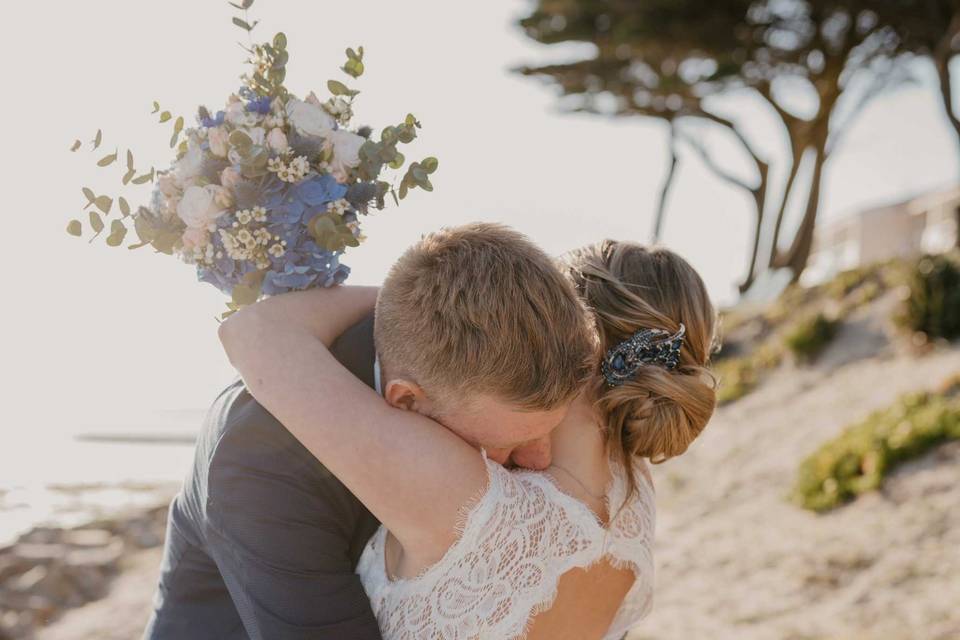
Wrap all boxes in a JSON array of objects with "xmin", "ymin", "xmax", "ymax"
[
  {"xmin": 773, "ymin": 146, "xmax": 827, "ymax": 281},
  {"xmin": 933, "ymin": 15, "xmax": 960, "ymax": 145},
  {"xmin": 766, "ymin": 142, "xmax": 804, "ymax": 268},
  {"xmin": 738, "ymin": 163, "xmax": 769, "ymax": 293}
]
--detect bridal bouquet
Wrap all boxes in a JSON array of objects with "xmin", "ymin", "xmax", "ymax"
[{"xmin": 68, "ymin": 2, "xmax": 437, "ymax": 316}]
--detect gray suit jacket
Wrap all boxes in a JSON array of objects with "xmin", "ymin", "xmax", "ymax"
[{"xmin": 144, "ymin": 315, "xmax": 383, "ymax": 639}]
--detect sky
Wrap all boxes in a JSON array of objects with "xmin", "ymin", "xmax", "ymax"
[{"xmin": 2, "ymin": 0, "xmax": 958, "ymax": 435}]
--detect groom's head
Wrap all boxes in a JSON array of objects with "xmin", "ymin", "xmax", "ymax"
[{"xmin": 374, "ymin": 223, "xmax": 596, "ymax": 470}]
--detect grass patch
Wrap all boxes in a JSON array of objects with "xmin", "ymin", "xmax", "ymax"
[{"xmin": 792, "ymin": 389, "xmax": 960, "ymax": 512}]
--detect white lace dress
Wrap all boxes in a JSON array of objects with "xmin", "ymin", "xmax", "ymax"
[{"xmin": 355, "ymin": 454, "xmax": 656, "ymax": 639}]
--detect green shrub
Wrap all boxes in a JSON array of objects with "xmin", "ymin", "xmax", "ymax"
[
  {"xmin": 715, "ymin": 357, "xmax": 757, "ymax": 405},
  {"xmin": 793, "ymin": 391, "xmax": 960, "ymax": 512},
  {"xmin": 898, "ymin": 252, "xmax": 960, "ymax": 340},
  {"xmin": 784, "ymin": 313, "xmax": 839, "ymax": 362}
]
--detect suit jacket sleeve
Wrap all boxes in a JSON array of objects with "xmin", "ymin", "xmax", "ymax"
[{"xmin": 204, "ymin": 314, "xmax": 383, "ymax": 640}]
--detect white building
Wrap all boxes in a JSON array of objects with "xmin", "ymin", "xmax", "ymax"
[{"xmin": 802, "ymin": 186, "xmax": 960, "ymax": 286}]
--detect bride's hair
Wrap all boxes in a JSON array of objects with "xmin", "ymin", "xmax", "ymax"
[{"xmin": 566, "ymin": 241, "xmax": 717, "ymax": 494}]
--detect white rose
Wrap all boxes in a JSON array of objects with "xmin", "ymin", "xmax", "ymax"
[
  {"xmin": 285, "ymin": 98, "xmax": 336, "ymax": 139},
  {"xmin": 326, "ymin": 130, "xmax": 366, "ymax": 182},
  {"xmin": 177, "ymin": 185, "xmax": 227, "ymax": 230},
  {"xmin": 208, "ymin": 126, "xmax": 229, "ymax": 158},
  {"xmin": 225, "ymin": 101, "xmax": 261, "ymax": 127},
  {"xmin": 267, "ymin": 128, "xmax": 289, "ymax": 152},
  {"xmin": 174, "ymin": 140, "xmax": 205, "ymax": 187}
]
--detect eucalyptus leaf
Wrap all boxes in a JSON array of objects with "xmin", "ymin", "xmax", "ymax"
[
  {"xmin": 229, "ymin": 129, "xmax": 253, "ymax": 151},
  {"xmin": 82, "ymin": 187, "xmax": 96, "ymax": 207},
  {"xmin": 170, "ymin": 130, "xmax": 180, "ymax": 148},
  {"xmin": 232, "ymin": 17, "xmax": 259, "ymax": 31},
  {"xmin": 173, "ymin": 116, "xmax": 184, "ymax": 134},
  {"xmin": 131, "ymin": 168, "xmax": 155, "ymax": 184},
  {"xmin": 93, "ymin": 129, "xmax": 102, "ymax": 149},
  {"xmin": 151, "ymin": 101, "xmax": 160, "ymax": 114},
  {"xmin": 70, "ymin": 139, "xmax": 81, "ymax": 152},
  {"xmin": 159, "ymin": 111, "xmax": 172, "ymax": 123},
  {"xmin": 122, "ymin": 167, "xmax": 136, "ymax": 185},
  {"xmin": 94, "ymin": 196, "xmax": 113, "ymax": 215},
  {"xmin": 126, "ymin": 150, "xmax": 134, "ymax": 170},
  {"xmin": 388, "ymin": 152, "xmax": 405, "ymax": 170},
  {"xmin": 422, "ymin": 157, "xmax": 439, "ymax": 173},
  {"xmin": 231, "ymin": 283, "xmax": 260, "ymax": 306},
  {"xmin": 67, "ymin": 220, "xmax": 82, "ymax": 236},
  {"xmin": 89, "ymin": 211, "xmax": 105, "ymax": 233},
  {"xmin": 327, "ymin": 80, "xmax": 359, "ymax": 97},
  {"xmin": 119, "ymin": 197, "xmax": 131, "ymax": 217},
  {"xmin": 106, "ymin": 220, "xmax": 128, "ymax": 246},
  {"xmin": 97, "ymin": 150, "xmax": 118, "ymax": 167},
  {"xmin": 273, "ymin": 32, "xmax": 287, "ymax": 49}
]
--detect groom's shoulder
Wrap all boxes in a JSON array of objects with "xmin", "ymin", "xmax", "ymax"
[
  {"xmin": 203, "ymin": 378, "xmax": 327, "ymax": 479},
  {"xmin": 202, "ymin": 312, "xmax": 377, "ymax": 481}
]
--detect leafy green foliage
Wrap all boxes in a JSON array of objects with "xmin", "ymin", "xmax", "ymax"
[
  {"xmin": 341, "ymin": 46, "xmax": 364, "ymax": 78},
  {"xmin": 897, "ymin": 252, "xmax": 960, "ymax": 340},
  {"xmin": 327, "ymin": 80, "xmax": 359, "ymax": 98},
  {"xmin": 784, "ymin": 313, "xmax": 839, "ymax": 362},
  {"xmin": 66, "ymin": 220, "xmax": 82, "ymax": 236},
  {"xmin": 308, "ymin": 212, "xmax": 361, "ymax": 252},
  {"xmin": 793, "ymin": 390, "xmax": 960, "ymax": 512}
]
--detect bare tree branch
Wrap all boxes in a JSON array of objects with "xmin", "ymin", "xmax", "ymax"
[
  {"xmin": 651, "ymin": 122, "xmax": 679, "ymax": 243},
  {"xmin": 675, "ymin": 130, "xmax": 757, "ymax": 194}
]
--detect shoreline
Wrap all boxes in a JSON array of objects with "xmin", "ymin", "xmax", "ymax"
[{"xmin": 0, "ymin": 499, "xmax": 172, "ymax": 639}]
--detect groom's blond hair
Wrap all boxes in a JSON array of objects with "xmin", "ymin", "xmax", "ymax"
[{"xmin": 375, "ymin": 223, "xmax": 596, "ymax": 410}]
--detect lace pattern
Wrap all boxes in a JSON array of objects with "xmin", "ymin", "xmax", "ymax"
[{"xmin": 356, "ymin": 455, "xmax": 656, "ymax": 640}]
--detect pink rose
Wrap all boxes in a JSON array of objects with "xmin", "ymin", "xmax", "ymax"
[
  {"xmin": 208, "ymin": 126, "xmax": 229, "ymax": 158},
  {"xmin": 181, "ymin": 227, "xmax": 210, "ymax": 250},
  {"xmin": 267, "ymin": 128, "xmax": 289, "ymax": 152},
  {"xmin": 325, "ymin": 130, "xmax": 365, "ymax": 182},
  {"xmin": 220, "ymin": 166, "xmax": 242, "ymax": 189},
  {"xmin": 157, "ymin": 174, "xmax": 180, "ymax": 198}
]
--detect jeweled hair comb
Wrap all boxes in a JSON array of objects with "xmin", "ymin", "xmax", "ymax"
[{"xmin": 601, "ymin": 324, "xmax": 686, "ymax": 387}]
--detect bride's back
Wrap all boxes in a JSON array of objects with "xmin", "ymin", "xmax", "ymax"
[
  {"xmin": 356, "ymin": 451, "xmax": 657, "ymax": 640},
  {"xmin": 357, "ymin": 241, "xmax": 719, "ymax": 639}
]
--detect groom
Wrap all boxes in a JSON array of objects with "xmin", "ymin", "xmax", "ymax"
[{"xmin": 143, "ymin": 223, "xmax": 596, "ymax": 639}]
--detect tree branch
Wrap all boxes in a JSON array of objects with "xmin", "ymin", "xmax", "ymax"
[
  {"xmin": 651, "ymin": 122, "xmax": 680, "ymax": 243},
  {"xmin": 675, "ymin": 130, "xmax": 757, "ymax": 194}
]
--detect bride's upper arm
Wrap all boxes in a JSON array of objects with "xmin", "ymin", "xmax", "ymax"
[{"xmin": 221, "ymin": 305, "xmax": 488, "ymax": 555}]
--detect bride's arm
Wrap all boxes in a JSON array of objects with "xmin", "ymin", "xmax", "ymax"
[{"xmin": 218, "ymin": 286, "xmax": 488, "ymax": 554}]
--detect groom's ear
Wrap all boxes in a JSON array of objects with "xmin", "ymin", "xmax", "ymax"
[{"xmin": 384, "ymin": 378, "xmax": 428, "ymax": 412}]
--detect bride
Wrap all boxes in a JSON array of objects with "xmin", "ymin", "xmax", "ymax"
[{"xmin": 219, "ymin": 236, "xmax": 717, "ymax": 639}]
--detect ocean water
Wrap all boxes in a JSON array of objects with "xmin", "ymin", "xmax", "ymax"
[{"xmin": 0, "ymin": 409, "xmax": 203, "ymax": 546}]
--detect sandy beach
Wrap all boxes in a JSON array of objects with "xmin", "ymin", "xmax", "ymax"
[{"xmin": 6, "ymin": 296, "xmax": 960, "ymax": 640}]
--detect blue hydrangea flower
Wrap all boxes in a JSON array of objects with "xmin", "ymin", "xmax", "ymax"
[
  {"xmin": 195, "ymin": 172, "xmax": 352, "ymax": 299},
  {"xmin": 264, "ymin": 174, "xmax": 348, "ymax": 223},
  {"xmin": 246, "ymin": 96, "xmax": 273, "ymax": 115},
  {"xmin": 200, "ymin": 110, "xmax": 226, "ymax": 128}
]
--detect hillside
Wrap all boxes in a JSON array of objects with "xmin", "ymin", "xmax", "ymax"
[{"xmin": 631, "ymin": 281, "xmax": 960, "ymax": 639}]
